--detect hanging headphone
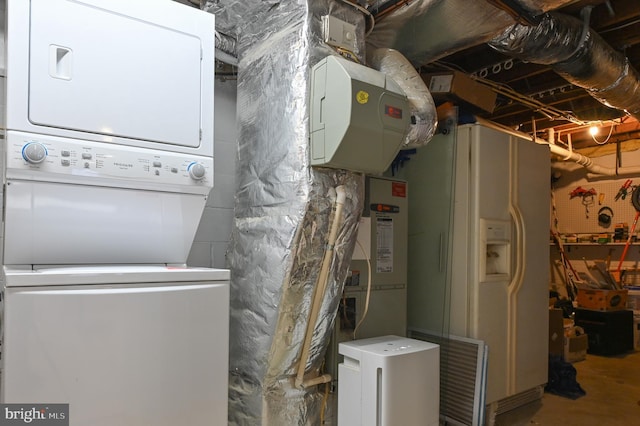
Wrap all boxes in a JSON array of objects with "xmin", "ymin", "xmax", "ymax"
[{"xmin": 598, "ymin": 206, "xmax": 613, "ymax": 227}]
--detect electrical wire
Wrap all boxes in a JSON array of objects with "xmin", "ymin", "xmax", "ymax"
[
  {"xmin": 334, "ymin": 46, "xmax": 361, "ymax": 63},
  {"xmin": 431, "ymin": 61, "xmax": 586, "ymax": 126},
  {"xmin": 353, "ymin": 238, "xmax": 372, "ymax": 340},
  {"xmin": 600, "ymin": 17, "xmax": 640, "ymax": 34},
  {"xmin": 337, "ymin": 0, "xmax": 376, "ymax": 36},
  {"xmin": 319, "ymin": 380, "xmax": 330, "ymax": 424},
  {"xmin": 591, "ymin": 122, "xmax": 616, "ymax": 145}
]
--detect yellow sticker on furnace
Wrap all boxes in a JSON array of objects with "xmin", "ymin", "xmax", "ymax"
[{"xmin": 356, "ymin": 90, "xmax": 369, "ymax": 104}]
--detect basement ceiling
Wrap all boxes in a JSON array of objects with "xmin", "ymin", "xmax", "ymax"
[
  {"xmin": 410, "ymin": 0, "xmax": 640, "ymax": 149},
  {"xmin": 204, "ymin": 0, "xmax": 640, "ymax": 149}
]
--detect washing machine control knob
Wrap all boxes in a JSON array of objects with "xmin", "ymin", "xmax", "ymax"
[
  {"xmin": 22, "ymin": 142, "xmax": 48, "ymax": 164},
  {"xmin": 188, "ymin": 162, "xmax": 206, "ymax": 181}
]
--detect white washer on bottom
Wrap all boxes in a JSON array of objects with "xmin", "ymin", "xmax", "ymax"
[{"xmin": 1, "ymin": 266, "xmax": 229, "ymax": 426}]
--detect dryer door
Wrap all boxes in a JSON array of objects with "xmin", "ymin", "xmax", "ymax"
[{"xmin": 11, "ymin": 0, "xmax": 214, "ymax": 151}]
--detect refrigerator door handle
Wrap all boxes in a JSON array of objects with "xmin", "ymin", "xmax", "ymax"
[
  {"xmin": 439, "ymin": 232, "xmax": 446, "ymax": 273},
  {"xmin": 509, "ymin": 208, "xmax": 525, "ymax": 291}
]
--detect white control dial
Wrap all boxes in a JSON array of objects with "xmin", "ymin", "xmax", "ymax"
[
  {"xmin": 22, "ymin": 142, "xmax": 48, "ymax": 164},
  {"xmin": 188, "ymin": 162, "xmax": 206, "ymax": 181}
]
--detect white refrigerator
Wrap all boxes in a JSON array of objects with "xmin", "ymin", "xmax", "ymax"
[{"xmin": 397, "ymin": 122, "xmax": 550, "ymax": 413}]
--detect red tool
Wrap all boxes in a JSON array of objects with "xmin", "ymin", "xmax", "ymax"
[
  {"xmin": 615, "ymin": 179, "xmax": 632, "ymax": 201},
  {"xmin": 616, "ymin": 186, "xmax": 640, "ymax": 285},
  {"xmin": 569, "ymin": 186, "xmax": 597, "ymax": 199}
]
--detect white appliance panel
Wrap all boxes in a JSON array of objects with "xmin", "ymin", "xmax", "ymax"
[
  {"xmin": 3, "ymin": 265, "xmax": 230, "ymax": 287},
  {"xmin": 467, "ymin": 126, "xmax": 512, "ymax": 402},
  {"xmin": 6, "ymin": 0, "xmax": 215, "ymax": 155},
  {"xmin": 511, "ymin": 138, "xmax": 550, "ymax": 394},
  {"xmin": 1, "ymin": 279, "xmax": 229, "ymax": 426},
  {"xmin": 5, "ymin": 131, "xmax": 214, "ymax": 195},
  {"xmin": 4, "ymin": 181, "xmax": 205, "ymax": 265},
  {"xmin": 338, "ymin": 336, "xmax": 439, "ymax": 426}
]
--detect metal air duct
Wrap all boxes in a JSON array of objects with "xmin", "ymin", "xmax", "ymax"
[
  {"xmin": 366, "ymin": 0, "xmax": 515, "ymax": 65},
  {"xmin": 202, "ymin": 1, "xmax": 366, "ymax": 424},
  {"xmin": 490, "ymin": 11, "xmax": 640, "ymax": 121},
  {"xmin": 365, "ymin": 1, "xmax": 576, "ymax": 66}
]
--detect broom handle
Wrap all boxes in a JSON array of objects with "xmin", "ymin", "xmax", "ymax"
[{"xmin": 616, "ymin": 210, "xmax": 640, "ymax": 280}]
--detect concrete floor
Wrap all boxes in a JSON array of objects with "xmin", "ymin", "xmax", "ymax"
[
  {"xmin": 325, "ymin": 350, "xmax": 640, "ymax": 425},
  {"xmin": 495, "ymin": 350, "xmax": 640, "ymax": 426}
]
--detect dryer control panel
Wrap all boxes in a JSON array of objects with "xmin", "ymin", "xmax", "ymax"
[{"xmin": 6, "ymin": 131, "xmax": 214, "ymax": 195}]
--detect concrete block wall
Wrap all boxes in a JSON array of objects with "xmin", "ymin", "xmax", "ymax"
[{"xmin": 188, "ymin": 78, "xmax": 237, "ymax": 269}]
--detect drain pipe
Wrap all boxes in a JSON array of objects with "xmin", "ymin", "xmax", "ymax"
[
  {"xmin": 475, "ymin": 118, "xmax": 640, "ymax": 177},
  {"xmin": 295, "ymin": 185, "xmax": 347, "ymax": 389}
]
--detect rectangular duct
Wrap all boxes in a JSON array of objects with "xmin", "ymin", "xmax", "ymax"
[{"xmin": 203, "ymin": 1, "xmax": 367, "ymax": 424}]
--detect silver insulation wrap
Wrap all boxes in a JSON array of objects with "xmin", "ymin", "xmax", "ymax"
[
  {"xmin": 365, "ymin": 0, "xmax": 578, "ymax": 66},
  {"xmin": 214, "ymin": 30, "xmax": 238, "ymax": 65},
  {"xmin": 366, "ymin": 0, "xmax": 515, "ymax": 66},
  {"xmin": 490, "ymin": 12, "xmax": 640, "ymax": 119},
  {"xmin": 205, "ymin": 1, "xmax": 367, "ymax": 424},
  {"xmin": 215, "ymin": 30, "xmax": 237, "ymax": 56},
  {"xmin": 368, "ymin": 48, "xmax": 437, "ymax": 148}
]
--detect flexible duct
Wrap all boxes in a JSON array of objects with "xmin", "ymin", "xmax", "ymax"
[
  {"xmin": 366, "ymin": 0, "xmax": 515, "ymax": 66},
  {"xmin": 490, "ymin": 11, "xmax": 640, "ymax": 121},
  {"xmin": 214, "ymin": 30, "xmax": 238, "ymax": 65},
  {"xmin": 365, "ymin": 0, "xmax": 573, "ymax": 67},
  {"xmin": 368, "ymin": 48, "xmax": 437, "ymax": 148}
]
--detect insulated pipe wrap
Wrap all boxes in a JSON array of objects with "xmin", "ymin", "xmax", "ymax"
[
  {"xmin": 490, "ymin": 12, "xmax": 640, "ymax": 120},
  {"xmin": 366, "ymin": 0, "xmax": 515, "ymax": 66},
  {"xmin": 206, "ymin": 1, "xmax": 367, "ymax": 424},
  {"xmin": 215, "ymin": 30, "xmax": 237, "ymax": 56},
  {"xmin": 368, "ymin": 48, "xmax": 437, "ymax": 148}
]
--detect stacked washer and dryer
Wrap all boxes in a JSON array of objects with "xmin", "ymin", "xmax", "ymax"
[{"xmin": 1, "ymin": 1, "xmax": 229, "ymax": 425}]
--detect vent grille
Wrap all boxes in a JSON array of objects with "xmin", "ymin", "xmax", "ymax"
[
  {"xmin": 494, "ymin": 386, "xmax": 543, "ymax": 415},
  {"xmin": 409, "ymin": 329, "xmax": 488, "ymax": 426}
]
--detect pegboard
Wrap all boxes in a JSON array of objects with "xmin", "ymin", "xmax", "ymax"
[
  {"xmin": 552, "ymin": 179, "xmax": 640, "ymax": 235},
  {"xmin": 551, "ymin": 146, "xmax": 640, "ymax": 235}
]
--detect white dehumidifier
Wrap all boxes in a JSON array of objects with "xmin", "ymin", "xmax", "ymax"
[{"xmin": 338, "ymin": 335, "xmax": 439, "ymax": 426}]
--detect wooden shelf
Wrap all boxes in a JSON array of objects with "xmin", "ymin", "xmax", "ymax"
[{"xmin": 550, "ymin": 242, "xmax": 631, "ymax": 246}]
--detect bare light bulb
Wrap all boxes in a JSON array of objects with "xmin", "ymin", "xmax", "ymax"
[{"xmin": 589, "ymin": 125, "xmax": 599, "ymax": 136}]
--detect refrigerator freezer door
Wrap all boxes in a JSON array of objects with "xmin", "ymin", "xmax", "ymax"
[
  {"xmin": 466, "ymin": 126, "xmax": 512, "ymax": 403},
  {"xmin": 1, "ymin": 280, "xmax": 229, "ymax": 426}
]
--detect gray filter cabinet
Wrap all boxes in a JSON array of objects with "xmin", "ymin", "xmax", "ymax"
[{"xmin": 310, "ymin": 55, "xmax": 410, "ymax": 174}]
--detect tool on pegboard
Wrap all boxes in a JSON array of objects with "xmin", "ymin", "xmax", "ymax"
[
  {"xmin": 569, "ymin": 186, "xmax": 597, "ymax": 218},
  {"xmin": 615, "ymin": 186, "xmax": 640, "ymax": 287},
  {"xmin": 614, "ymin": 179, "xmax": 633, "ymax": 201}
]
